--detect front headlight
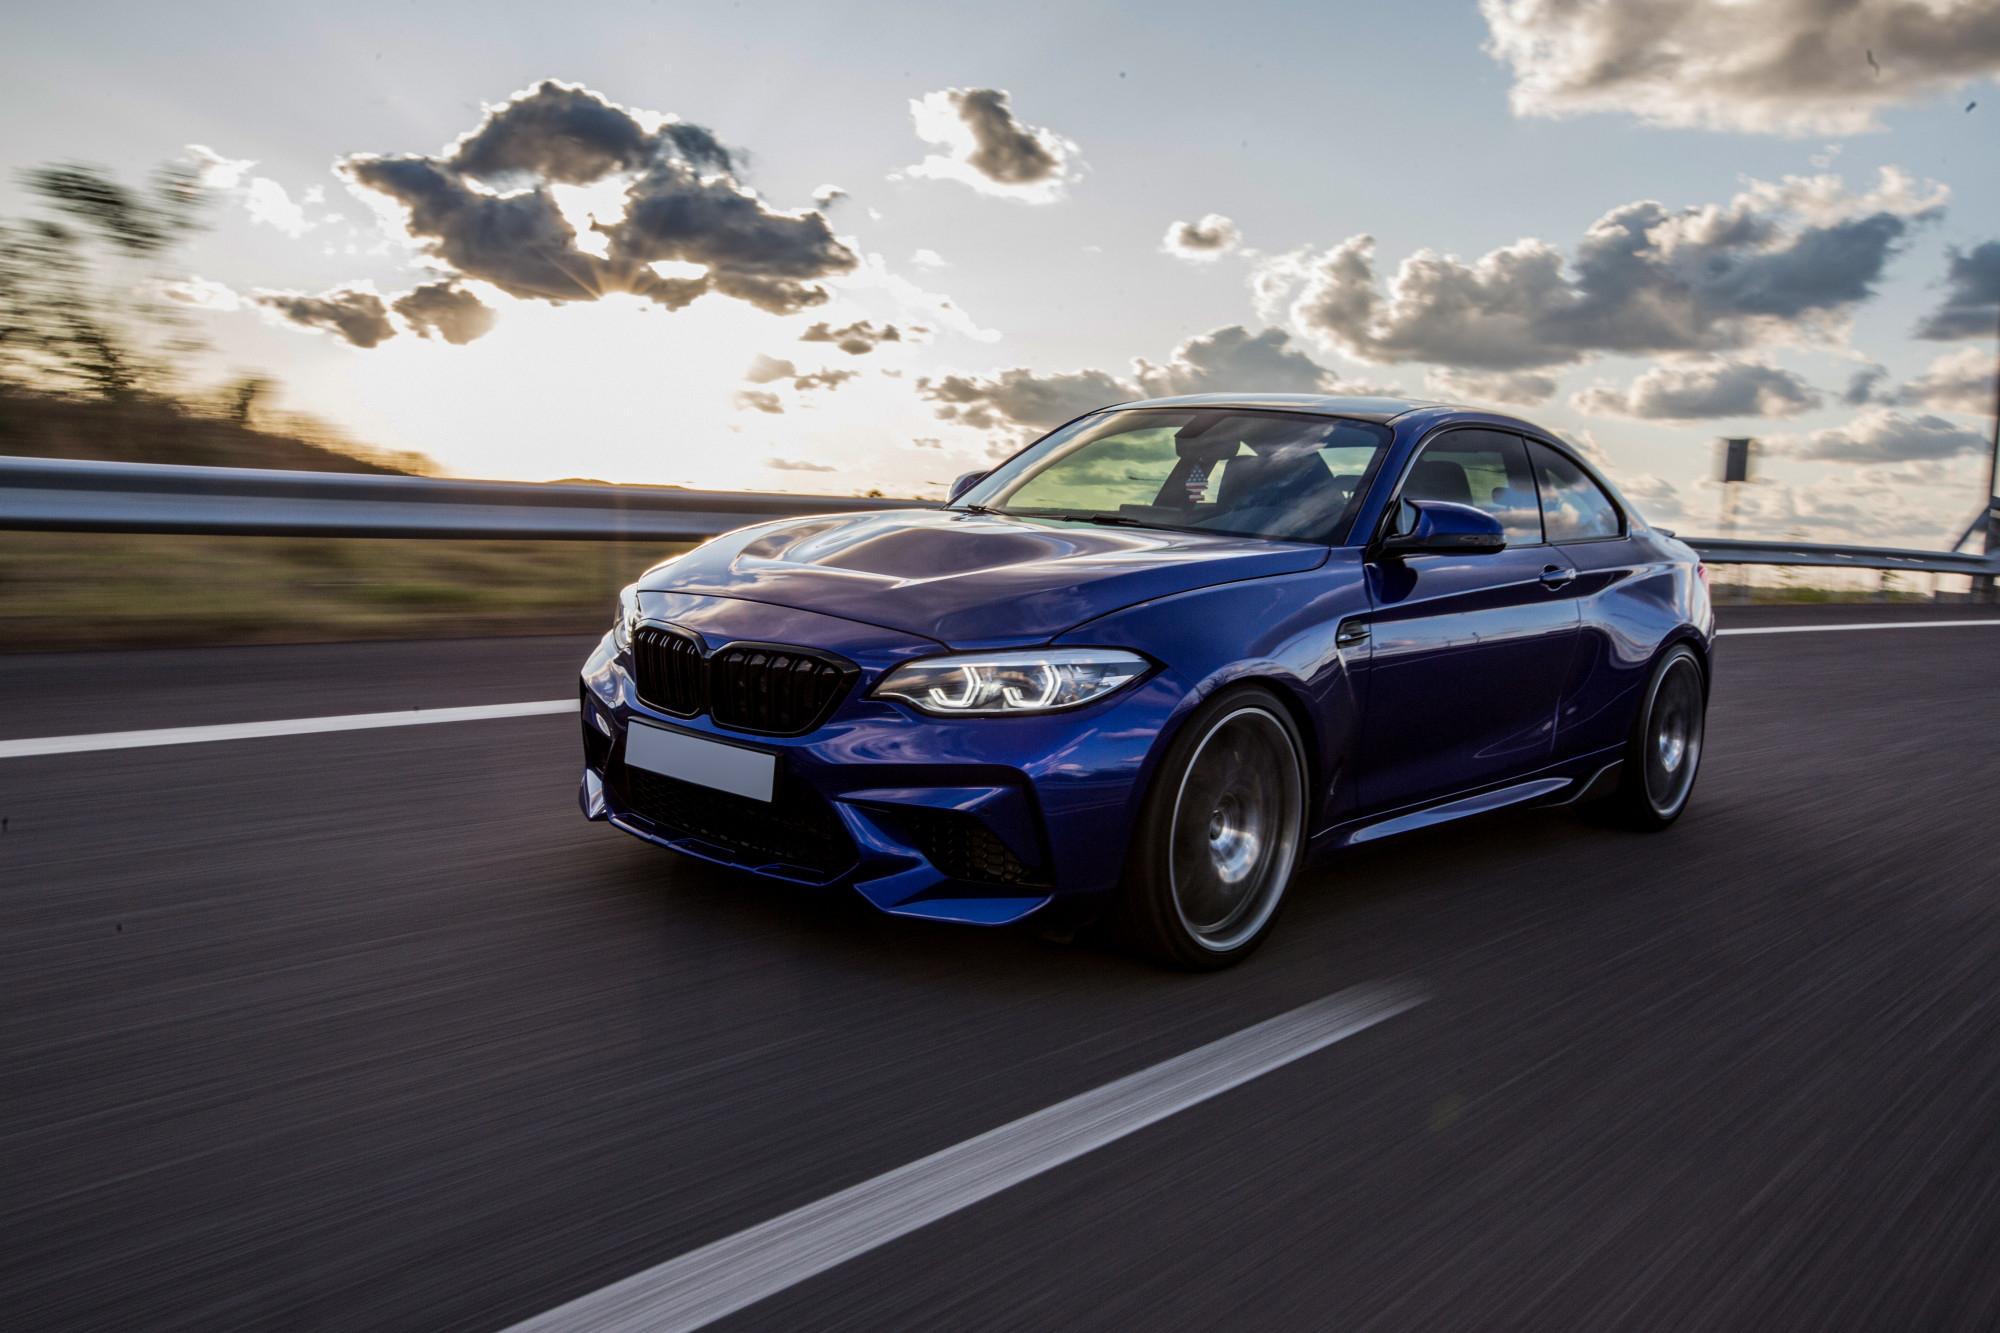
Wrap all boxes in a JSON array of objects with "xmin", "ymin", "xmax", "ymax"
[
  {"xmin": 611, "ymin": 585, "xmax": 641, "ymax": 652},
  {"xmin": 870, "ymin": 648, "xmax": 1151, "ymax": 716}
]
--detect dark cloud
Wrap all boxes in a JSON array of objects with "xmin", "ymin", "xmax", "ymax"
[
  {"xmin": 1774, "ymin": 408, "xmax": 1986, "ymax": 462},
  {"xmin": 447, "ymin": 81, "xmax": 677, "ymax": 183},
  {"xmin": 735, "ymin": 389, "xmax": 784, "ymax": 414},
  {"xmin": 917, "ymin": 324, "xmax": 1359, "ymax": 434},
  {"xmin": 793, "ymin": 368, "xmax": 858, "ymax": 391},
  {"xmin": 341, "ymin": 81, "xmax": 855, "ymax": 321},
  {"xmin": 904, "ymin": 88, "xmax": 1078, "ymax": 202},
  {"xmin": 919, "ymin": 367, "xmax": 1132, "ymax": 432},
  {"xmin": 1131, "ymin": 325, "xmax": 1336, "ymax": 396},
  {"xmin": 1572, "ymin": 359, "xmax": 1822, "ymax": 420},
  {"xmin": 1843, "ymin": 363, "xmax": 1892, "ymax": 405},
  {"xmin": 1914, "ymin": 240, "xmax": 2000, "ymax": 339},
  {"xmin": 1265, "ymin": 172, "xmax": 1940, "ymax": 372},
  {"xmin": 1483, "ymin": 0, "xmax": 2000, "ymax": 135},
  {"xmin": 392, "ymin": 281, "xmax": 497, "ymax": 344},
  {"xmin": 950, "ymin": 88, "xmax": 1060, "ymax": 185},
  {"xmin": 1162, "ymin": 214, "xmax": 1241, "ymax": 261},
  {"xmin": 800, "ymin": 319, "xmax": 902, "ymax": 354},
  {"xmin": 254, "ymin": 286, "xmax": 397, "ymax": 348}
]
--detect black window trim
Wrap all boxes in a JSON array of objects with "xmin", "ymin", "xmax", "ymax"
[
  {"xmin": 1375, "ymin": 424, "xmax": 1550, "ymax": 549},
  {"xmin": 1518, "ymin": 431, "xmax": 1629, "ymax": 545}
]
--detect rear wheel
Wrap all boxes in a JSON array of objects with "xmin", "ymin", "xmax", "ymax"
[
  {"xmin": 1114, "ymin": 686, "xmax": 1307, "ymax": 969},
  {"xmin": 1596, "ymin": 644, "xmax": 1706, "ymax": 830}
]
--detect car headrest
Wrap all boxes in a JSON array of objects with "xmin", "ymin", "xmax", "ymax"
[{"xmin": 1406, "ymin": 459, "xmax": 1473, "ymax": 505}]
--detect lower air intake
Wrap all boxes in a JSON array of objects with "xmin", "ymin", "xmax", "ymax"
[
  {"xmin": 612, "ymin": 763, "xmax": 856, "ymax": 879},
  {"xmin": 895, "ymin": 807, "xmax": 1050, "ymax": 888}
]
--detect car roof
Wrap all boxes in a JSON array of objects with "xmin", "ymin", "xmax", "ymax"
[{"xmin": 1108, "ymin": 392, "xmax": 1450, "ymax": 424}]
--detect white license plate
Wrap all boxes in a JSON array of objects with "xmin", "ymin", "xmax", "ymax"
[{"xmin": 624, "ymin": 721, "xmax": 776, "ymax": 802}]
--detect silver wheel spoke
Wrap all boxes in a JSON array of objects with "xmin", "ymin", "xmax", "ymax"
[{"xmin": 1168, "ymin": 708, "xmax": 1303, "ymax": 951}]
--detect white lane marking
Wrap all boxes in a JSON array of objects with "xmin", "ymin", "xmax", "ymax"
[
  {"xmin": 500, "ymin": 983, "xmax": 1425, "ymax": 1333},
  {"xmin": 1719, "ymin": 618, "xmax": 2000, "ymax": 637},
  {"xmin": 10, "ymin": 615, "xmax": 1979, "ymax": 760},
  {"xmin": 0, "ymin": 699, "xmax": 576, "ymax": 760}
]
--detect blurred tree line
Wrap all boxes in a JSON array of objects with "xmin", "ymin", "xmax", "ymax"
[{"xmin": 0, "ymin": 159, "xmax": 429, "ymax": 473}]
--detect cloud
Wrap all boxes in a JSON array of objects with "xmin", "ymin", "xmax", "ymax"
[
  {"xmin": 735, "ymin": 389, "xmax": 785, "ymax": 414},
  {"xmin": 392, "ymin": 281, "xmax": 497, "ymax": 344},
  {"xmin": 766, "ymin": 457, "xmax": 836, "ymax": 471},
  {"xmin": 1615, "ymin": 472, "xmax": 1687, "ymax": 522},
  {"xmin": 1481, "ymin": 0, "xmax": 2000, "ymax": 136},
  {"xmin": 253, "ymin": 285, "xmax": 397, "ymax": 348},
  {"xmin": 1895, "ymin": 346, "xmax": 1996, "ymax": 412},
  {"xmin": 1572, "ymin": 359, "xmax": 1822, "ymax": 419},
  {"xmin": 1162, "ymin": 214, "xmax": 1242, "ymax": 262},
  {"xmin": 900, "ymin": 88, "xmax": 1080, "ymax": 203},
  {"xmin": 341, "ymin": 80, "xmax": 856, "ymax": 321},
  {"xmin": 800, "ymin": 319, "xmax": 903, "ymax": 354},
  {"xmin": 1131, "ymin": 324, "xmax": 1343, "ymax": 396},
  {"xmin": 1914, "ymin": 239, "xmax": 2000, "ymax": 339},
  {"xmin": 1426, "ymin": 367, "xmax": 1559, "ymax": 405},
  {"xmin": 910, "ymin": 248, "xmax": 949, "ymax": 268},
  {"xmin": 1771, "ymin": 408, "xmax": 1987, "ymax": 462},
  {"xmin": 187, "ymin": 144, "xmax": 316, "ymax": 237},
  {"xmin": 793, "ymin": 368, "xmax": 857, "ymax": 391},
  {"xmin": 744, "ymin": 353, "xmax": 798, "ymax": 383},
  {"xmin": 1259, "ymin": 170, "xmax": 1941, "ymax": 374},
  {"xmin": 917, "ymin": 324, "xmax": 1377, "ymax": 434},
  {"xmin": 812, "ymin": 185, "xmax": 847, "ymax": 208}
]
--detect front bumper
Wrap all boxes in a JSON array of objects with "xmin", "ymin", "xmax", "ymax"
[{"xmin": 576, "ymin": 592, "xmax": 1186, "ymax": 926}]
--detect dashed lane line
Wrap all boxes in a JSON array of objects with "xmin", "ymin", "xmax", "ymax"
[
  {"xmin": 498, "ymin": 984, "xmax": 1426, "ymax": 1333},
  {"xmin": 3, "ymin": 618, "xmax": 1994, "ymax": 761},
  {"xmin": 1718, "ymin": 619, "xmax": 2000, "ymax": 637},
  {"xmin": 0, "ymin": 699, "xmax": 575, "ymax": 760}
]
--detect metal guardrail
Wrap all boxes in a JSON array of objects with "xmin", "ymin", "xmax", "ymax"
[
  {"xmin": 1681, "ymin": 536, "xmax": 1995, "ymax": 577},
  {"xmin": 0, "ymin": 454, "xmax": 931, "ymax": 542},
  {"xmin": 2, "ymin": 454, "xmax": 1993, "ymax": 575}
]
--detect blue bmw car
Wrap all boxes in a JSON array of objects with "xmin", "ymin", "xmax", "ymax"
[{"xmin": 578, "ymin": 394, "xmax": 1713, "ymax": 968}]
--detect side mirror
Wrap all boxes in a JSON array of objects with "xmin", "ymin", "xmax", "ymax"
[
  {"xmin": 947, "ymin": 470, "xmax": 989, "ymax": 505},
  {"xmin": 1379, "ymin": 499, "xmax": 1507, "ymax": 556}
]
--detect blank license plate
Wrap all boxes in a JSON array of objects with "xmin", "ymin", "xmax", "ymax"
[{"xmin": 624, "ymin": 721, "xmax": 776, "ymax": 802}]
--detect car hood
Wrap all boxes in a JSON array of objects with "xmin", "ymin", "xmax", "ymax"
[{"xmin": 638, "ymin": 509, "xmax": 1330, "ymax": 646}]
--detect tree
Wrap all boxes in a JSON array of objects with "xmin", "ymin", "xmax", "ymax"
[{"xmin": 0, "ymin": 160, "xmax": 208, "ymax": 397}]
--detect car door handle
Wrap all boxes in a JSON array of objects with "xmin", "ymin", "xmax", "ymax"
[
  {"xmin": 1538, "ymin": 565, "xmax": 1577, "ymax": 589},
  {"xmin": 1336, "ymin": 620, "xmax": 1370, "ymax": 647}
]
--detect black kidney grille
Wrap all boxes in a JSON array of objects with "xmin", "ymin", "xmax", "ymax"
[
  {"xmin": 895, "ymin": 807, "xmax": 1050, "ymax": 889},
  {"xmin": 612, "ymin": 763, "xmax": 855, "ymax": 878},
  {"xmin": 632, "ymin": 626, "xmax": 704, "ymax": 716},
  {"xmin": 709, "ymin": 646, "xmax": 854, "ymax": 735}
]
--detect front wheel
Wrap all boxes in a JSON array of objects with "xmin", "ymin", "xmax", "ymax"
[
  {"xmin": 1595, "ymin": 644, "xmax": 1706, "ymax": 830},
  {"xmin": 1113, "ymin": 686, "xmax": 1307, "ymax": 969}
]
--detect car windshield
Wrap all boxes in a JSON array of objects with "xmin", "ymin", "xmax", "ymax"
[{"xmin": 955, "ymin": 408, "xmax": 1394, "ymax": 543}]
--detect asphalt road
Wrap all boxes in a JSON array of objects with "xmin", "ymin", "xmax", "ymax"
[{"xmin": 5, "ymin": 606, "xmax": 2000, "ymax": 1331}]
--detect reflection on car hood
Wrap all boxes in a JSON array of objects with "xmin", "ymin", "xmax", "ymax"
[{"xmin": 638, "ymin": 509, "xmax": 1330, "ymax": 646}]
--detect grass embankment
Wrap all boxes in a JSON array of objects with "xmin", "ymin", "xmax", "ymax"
[
  {"xmin": 0, "ymin": 390, "xmax": 689, "ymax": 651},
  {"xmin": 0, "ymin": 532, "xmax": 688, "ymax": 652}
]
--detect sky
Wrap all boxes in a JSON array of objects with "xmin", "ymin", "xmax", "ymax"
[{"xmin": 5, "ymin": 0, "xmax": 2000, "ymax": 546}]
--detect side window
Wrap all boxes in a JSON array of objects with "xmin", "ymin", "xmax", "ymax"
[
  {"xmin": 1400, "ymin": 430, "xmax": 1542, "ymax": 546},
  {"xmin": 1527, "ymin": 440, "xmax": 1622, "ymax": 541}
]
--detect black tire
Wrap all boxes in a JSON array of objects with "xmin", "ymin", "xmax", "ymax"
[
  {"xmin": 1113, "ymin": 685, "xmax": 1308, "ymax": 969},
  {"xmin": 1595, "ymin": 644, "xmax": 1706, "ymax": 831}
]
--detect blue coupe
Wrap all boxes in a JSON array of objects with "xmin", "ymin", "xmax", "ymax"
[{"xmin": 578, "ymin": 394, "xmax": 1713, "ymax": 967}]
